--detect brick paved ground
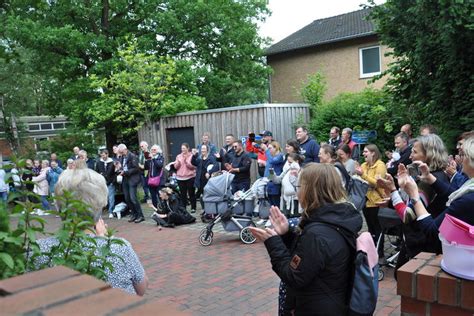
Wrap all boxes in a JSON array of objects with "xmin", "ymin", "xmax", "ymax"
[{"xmin": 28, "ymin": 204, "xmax": 401, "ymax": 315}]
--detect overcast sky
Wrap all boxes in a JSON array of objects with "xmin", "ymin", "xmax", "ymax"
[{"xmin": 259, "ymin": 0, "xmax": 386, "ymax": 44}]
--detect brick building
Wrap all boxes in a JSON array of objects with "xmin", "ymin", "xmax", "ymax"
[
  {"xmin": 0, "ymin": 115, "xmax": 69, "ymax": 159},
  {"xmin": 266, "ymin": 8, "xmax": 392, "ymax": 102}
]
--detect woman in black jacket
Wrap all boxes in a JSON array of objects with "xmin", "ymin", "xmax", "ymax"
[
  {"xmin": 191, "ymin": 144, "xmax": 219, "ymax": 210},
  {"xmin": 250, "ymin": 163, "xmax": 362, "ymax": 316},
  {"xmin": 144, "ymin": 145, "xmax": 165, "ymax": 209},
  {"xmin": 150, "ymin": 187, "xmax": 196, "ymax": 227}
]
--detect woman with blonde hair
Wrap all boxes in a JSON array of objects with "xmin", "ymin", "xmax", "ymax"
[
  {"xmin": 34, "ymin": 159, "xmax": 148, "ymax": 296},
  {"xmin": 377, "ymin": 134, "xmax": 451, "ymax": 269},
  {"xmin": 264, "ymin": 141, "xmax": 285, "ymax": 207},
  {"xmin": 250, "ymin": 163, "xmax": 362, "ymax": 315}
]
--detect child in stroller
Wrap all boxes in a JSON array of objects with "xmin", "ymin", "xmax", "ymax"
[
  {"xmin": 150, "ymin": 187, "xmax": 196, "ymax": 228},
  {"xmin": 199, "ymin": 172, "xmax": 256, "ymax": 245}
]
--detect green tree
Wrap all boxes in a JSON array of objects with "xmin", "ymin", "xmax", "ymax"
[
  {"xmin": 1, "ymin": 0, "xmax": 270, "ymax": 145},
  {"xmin": 369, "ymin": 0, "xmax": 474, "ymax": 144},
  {"xmin": 309, "ymin": 88, "xmax": 404, "ymax": 153},
  {"xmin": 300, "ymin": 72, "xmax": 327, "ymax": 117},
  {"xmin": 87, "ymin": 40, "xmax": 205, "ymax": 142}
]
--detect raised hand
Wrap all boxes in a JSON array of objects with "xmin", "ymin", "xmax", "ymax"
[
  {"xmin": 376, "ymin": 173, "xmax": 396, "ymax": 196},
  {"xmin": 95, "ymin": 218, "xmax": 108, "ymax": 237},
  {"xmin": 248, "ymin": 227, "xmax": 277, "ymax": 242},
  {"xmin": 269, "ymin": 206, "xmax": 289, "ymax": 236},
  {"xmin": 397, "ymin": 164, "xmax": 418, "ymax": 197},
  {"xmin": 355, "ymin": 165, "xmax": 363, "ymax": 176},
  {"xmin": 412, "ymin": 160, "xmax": 435, "ymax": 184},
  {"xmin": 445, "ymin": 160, "xmax": 457, "ymax": 179}
]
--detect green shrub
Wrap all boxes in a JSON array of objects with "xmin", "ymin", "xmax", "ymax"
[
  {"xmin": 301, "ymin": 72, "xmax": 326, "ymax": 117},
  {"xmin": 0, "ymin": 158, "xmax": 122, "ymax": 280},
  {"xmin": 309, "ymin": 88, "xmax": 405, "ymax": 154}
]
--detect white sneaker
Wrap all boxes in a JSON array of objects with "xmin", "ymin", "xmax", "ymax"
[
  {"xmin": 256, "ymin": 219, "xmax": 265, "ymax": 225},
  {"xmin": 108, "ymin": 213, "xmax": 114, "ymax": 219},
  {"xmin": 117, "ymin": 212, "xmax": 121, "ymax": 219},
  {"xmin": 35, "ymin": 209, "xmax": 46, "ymax": 216}
]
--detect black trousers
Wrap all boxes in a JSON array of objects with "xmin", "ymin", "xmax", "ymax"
[
  {"xmin": 178, "ymin": 178, "xmax": 196, "ymax": 210},
  {"xmin": 363, "ymin": 206, "xmax": 384, "ymax": 257}
]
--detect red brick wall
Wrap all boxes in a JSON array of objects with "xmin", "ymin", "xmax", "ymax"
[
  {"xmin": 0, "ymin": 139, "xmax": 13, "ymax": 158},
  {"xmin": 397, "ymin": 252, "xmax": 474, "ymax": 315}
]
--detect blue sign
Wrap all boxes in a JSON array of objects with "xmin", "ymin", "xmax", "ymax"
[
  {"xmin": 241, "ymin": 135, "xmax": 262, "ymax": 147},
  {"xmin": 352, "ymin": 130, "xmax": 377, "ymax": 144}
]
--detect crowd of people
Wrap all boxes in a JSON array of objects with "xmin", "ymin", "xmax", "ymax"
[{"xmin": 2, "ymin": 122, "xmax": 473, "ymax": 314}]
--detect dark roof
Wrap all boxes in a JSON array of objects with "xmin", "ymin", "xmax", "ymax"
[{"xmin": 266, "ymin": 8, "xmax": 375, "ymax": 56}]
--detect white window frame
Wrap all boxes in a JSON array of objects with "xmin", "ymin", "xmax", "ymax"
[{"xmin": 359, "ymin": 45, "xmax": 381, "ymax": 79}]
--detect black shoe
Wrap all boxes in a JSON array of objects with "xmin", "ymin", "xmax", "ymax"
[
  {"xmin": 128, "ymin": 216, "xmax": 137, "ymax": 223},
  {"xmin": 134, "ymin": 217, "xmax": 145, "ymax": 223}
]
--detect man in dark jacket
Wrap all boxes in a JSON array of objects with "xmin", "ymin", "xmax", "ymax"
[
  {"xmin": 96, "ymin": 149, "xmax": 116, "ymax": 218},
  {"xmin": 225, "ymin": 140, "xmax": 252, "ymax": 193},
  {"xmin": 296, "ymin": 126, "xmax": 320, "ymax": 165},
  {"xmin": 387, "ymin": 132, "xmax": 412, "ymax": 181},
  {"xmin": 118, "ymin": 144, "xmax": 145, "ymax": 223},
  {"xmin": 215, "ymin": 134, "xmax": 235, "ymax": 170}
]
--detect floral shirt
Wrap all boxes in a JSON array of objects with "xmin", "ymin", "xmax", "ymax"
[{"xmin": 34, "ymin": 236, "xmax": 145, "ymax": 295}]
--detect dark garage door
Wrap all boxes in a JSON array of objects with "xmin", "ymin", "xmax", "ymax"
[{"xmin": 166, "ymin": 127, "xmax": 195, "ymax": 161}]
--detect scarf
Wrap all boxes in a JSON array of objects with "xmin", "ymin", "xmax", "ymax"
[{"xmin": 446, "ymin": 178, "xmax": 474, "ymax": 206}]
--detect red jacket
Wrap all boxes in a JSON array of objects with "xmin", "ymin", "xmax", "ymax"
[{"xmin": 246, "ymin": 141, "xmax": 267, "ymax": 162}]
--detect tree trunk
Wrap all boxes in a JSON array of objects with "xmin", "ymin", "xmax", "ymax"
[{"xmin": 105, "ymin": 126, "xmax": 117, "ymax": 154}]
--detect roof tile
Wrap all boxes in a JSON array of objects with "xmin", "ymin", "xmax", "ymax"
[{"xmin": 266, "ymin": 8, "xmax": 375, "ymax": 56}]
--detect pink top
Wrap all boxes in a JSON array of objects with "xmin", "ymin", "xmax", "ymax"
[{"xmin": 174, "ymin": 153, "xmax": 196, "ymax": 180}]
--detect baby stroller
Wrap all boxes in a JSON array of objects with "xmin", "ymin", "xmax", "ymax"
[
  {"xmin": 199, "ymin": 172, "xmax": 256, "ymax": 246},
  {"xmin": 251, "ymin": 177, "xmax": 271, "ymax": 219},
  {"xmin": 376, "ymin": 207, "xmax": 403, "ymax": 281}
]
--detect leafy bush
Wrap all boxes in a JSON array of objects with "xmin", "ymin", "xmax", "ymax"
[
  {"xmin": 301, "ymin": 72, "xmax": 326, "ymax": 117},
  {"xmin": 308, "ymin": 88, "xmax": 405, "ymax": 154},
  {"xmin": 0, "ymin": 159, "xmax": 122, "ymax": 280},
  {"xmin": 36, "ymin": 128, "xmax": 105, "ymax": 163}
]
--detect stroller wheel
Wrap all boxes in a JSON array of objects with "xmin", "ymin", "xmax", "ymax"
[
  {"xmin": 199, "ymin": 228, "xmax": 213, "ymax": 246},
  {"xmin": 240, "ymin": 227, "xmax": 256, "ymax": 244},
  {"xmin": 378, "ymin": 268, "xmax": 385, "ymax": 281}
]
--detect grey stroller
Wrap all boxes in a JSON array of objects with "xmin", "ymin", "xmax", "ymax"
[{"xmin": 199, "ymin": 172, "xmax": 256, "ymax": 246}]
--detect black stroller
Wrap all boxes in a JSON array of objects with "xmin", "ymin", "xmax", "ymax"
[
  {"xmin": 376, "ymin": 207, "xmax": 403, "ymax": 281},
  {"xmin": 199, "ymin": 173, "xmax": 256, "ymax": 246}
]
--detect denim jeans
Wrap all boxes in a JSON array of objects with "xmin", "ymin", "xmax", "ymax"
[
  {"xmin": 149, "ymin": 185, "xmax": 159, "ymax": 209},
  {"xmin": 0, "ymin": 191, "xmax": 7, "ymax": 204},
  {"xmin": 107, "ymin": 183, "xmax": 116, "ymax": 214},
  {"xmin": 40, "ymin": 195, "xmax": 50, "ymax": 210},
  {"xmin": 122, "ymin": 178, "xmax": 143, "ymax": 219}
]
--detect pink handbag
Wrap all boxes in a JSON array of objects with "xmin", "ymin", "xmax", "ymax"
[
  {"xmin": 148, "ymin": 169, "xmax": 163, "ymax": 188},
  {"xmin": 439, "ymin": 214, "xmax": 474, "ymax": 246}
]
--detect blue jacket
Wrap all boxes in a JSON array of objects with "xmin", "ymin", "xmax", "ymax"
[
  {"xmin": 418, "ymin": 178, "xmax": 474, "ymax": 246},
  {"xmin": 47, "ymin": 167, "xmax": 63, "ymax": 193},
  {"xmin": 264, "ymin": 151, "xmax": 285, "ymax": 195},
  {"xmin": 191, "ymin": 154, "xmax": 219, "ymax": 189},
  {"xmin": 299, "ymin": 137, "xmax": 320, "ymax": 165}
]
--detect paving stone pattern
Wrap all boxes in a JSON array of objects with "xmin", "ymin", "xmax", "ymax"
[{"xmin": 36, "ymin": 204, "xmax": 400, "ymax": 315}]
